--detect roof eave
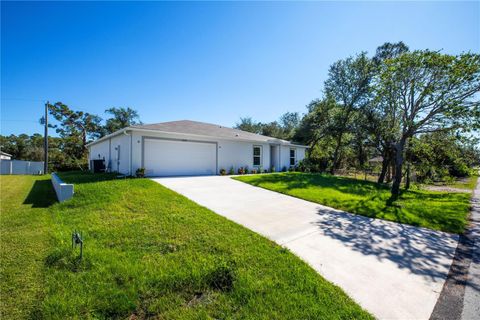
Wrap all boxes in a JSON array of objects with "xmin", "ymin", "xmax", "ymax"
[{"xmin": 85, "ymin": 128, "xmax": 131, "ymax": 147}]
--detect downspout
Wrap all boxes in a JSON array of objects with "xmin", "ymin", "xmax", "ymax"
[
  {"xmin": 130, "ymin": 132, "xmax": 133, "ymax": 176},
  {"xmin": 122, "ymin": 129, "xmax": 131, "ymax": 175},
  {"xmin": 278, "ymin": 144, "xmax": 281, "ymax": 171},
  {"xmin": 108, "ymin": 138, "xmax": 111, "ymax": 172}
]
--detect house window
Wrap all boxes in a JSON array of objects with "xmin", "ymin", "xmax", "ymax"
[
  {"xmin": 253, "ymin": 146, "xmax": 262, "ymax": 166},
  {"xmin": 290, "ymin": 148, "xmax": 296, "ymax": 166}
]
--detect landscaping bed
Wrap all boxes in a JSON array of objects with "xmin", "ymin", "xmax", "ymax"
[
  {"xmin": 0, "ymin": 173, "xmax": 371, "ymax": 319},
  {"xmin": 234, "ymin": 172, "xmax": 472, "ymax": 234}
]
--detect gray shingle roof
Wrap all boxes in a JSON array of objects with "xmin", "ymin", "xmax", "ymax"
[
  {"xmin": 87, "ymin": 120, "xmax": 308, "ymax": 147},
  {"xmin": 131, "ymin": 120, "xmax": 293, "ymax": 144}
]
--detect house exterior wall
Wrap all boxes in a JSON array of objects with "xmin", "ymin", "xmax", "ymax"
[
  {"xmin": 132, "ymin": 130, "xmax": 271, "ymax": 174},
  {"xmin": 89, "ymin": 129, "xmax": 306, "ymax": 176},
  {"xmin": 279, "ymin": 145, "xmax": 306, "ymax": 170},
  {"xmin": 217, "ymin": 140, "xmax": 270, "ymax": 173},
  {"xmin": 110, "ymin": 134, "xmax": 131, "ymax": 174},
  {"xmin": 88, "ymin": 133, "xmax": 131, "ymax": 175},
  {"xmin": 89, "ymin": 139, "xmax": 111, "ymax": 167}
]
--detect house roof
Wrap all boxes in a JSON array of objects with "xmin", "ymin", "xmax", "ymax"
[
  {"xmin": 131, "ymin": 120, "xmax": 292, "ymax": 144},
  {"xmin": 87, "ymin": 120, "xmax": 308, "ymax": 147},
  {"xmin": 1, "ymin": 151, "xmax": 12, "ymax": 157}
]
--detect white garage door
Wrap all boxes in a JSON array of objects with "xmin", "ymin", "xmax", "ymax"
[{"xmin": 144, "ymin": 139, "xmax": 217, "ymax": 176}]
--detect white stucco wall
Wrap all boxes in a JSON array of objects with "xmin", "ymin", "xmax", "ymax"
[
  {"xmin": 89, "ymin": 129, "xmax": 306, "ymax": 176},
  {"xmin": 89, "ymin": 139, "xmax": 110, "ymax": 166},
  {"xmin": 131, "ymin": 131, "xmax": 271, "ymax": 175},
  {"xmin": 88, "ymin": 132, "xmax": 132, "ymax": 175},
  {"xmin": 110, "ymin": 134, "xmax": 131, "ymax": 174},
  {"xmin": 279, "ymin": 145, "xmax": 306, "ymax": 170},
  {"xmin": 217, "ymin": 140, "xmax": 270, "ymax": 173}
]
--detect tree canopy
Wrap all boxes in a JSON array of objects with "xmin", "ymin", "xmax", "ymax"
[
  {"xmin": 104, "ymin": 107, "xmax": 142, "ymax": 134},
  {"xmin": 237, "ymin": 42, "xmax": 480, "ymax": 197}
]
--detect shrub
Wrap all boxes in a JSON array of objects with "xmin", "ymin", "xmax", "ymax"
[
  {"xmin": 282, "ymin": 166, "xmax": 287, "ymax": 172},
  {"xmin": 219, "ymin": 168, "xmax": 227, "ymax": 176},
  {"xmin": 297, "ymin": 158, "xmax": 323, "ymax": 173},
  {"xmin": 251, "ymin": 168, "xmax": 257, "ymax": 174},
  {"xmin": 135, "ymin": 167, "xmax": 146, "ymax": 178},
  {"xmin": 229, "ymin": 166, "xmax": 235, "ymax": 175},
  {"xmin": 270, "ymin": 166, "xmax": 276, "ymax": 173},
  {"xmin": 288, "ymin": 166, "xmax": 295, "ymax": 172},
  {"xmin": 244, "ymin": 166, "xmax": 249, "ymax": 174},
  {"xmin": 238, "ymin": 167, "xmax": 245, "ymax": 175}
]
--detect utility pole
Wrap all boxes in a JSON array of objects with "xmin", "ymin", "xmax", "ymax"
[{"xmin": 44, "ymin": 101, "xmax": 49, "ymax": 174}]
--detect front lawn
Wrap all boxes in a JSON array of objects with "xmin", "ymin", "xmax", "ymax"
[
  {"xmin": 0, "ymin": 173, "xmax": 371, "ymax": 319},
  {"xmin": 234, "ymin": 173, "xmax": 472, "ymax": 234}
]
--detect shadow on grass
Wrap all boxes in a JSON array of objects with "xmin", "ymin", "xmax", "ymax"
[
  {"xmin": 245, "ymin": 173, "xmax": 390, "ymax": 196},
  {"xmin": 56, "ymin": 171, "xmax": 119, "ymax": 184},
  {"xmin": 312, "ymin": 207, "xmax": 459, "ymax": 282},
  {"xmin": 23, "ymin": 179, "xmax": 57, "ymax": 208},
  {"xmin": 242, "ymin": 173, "xmax": 469, "ymax": 234}
]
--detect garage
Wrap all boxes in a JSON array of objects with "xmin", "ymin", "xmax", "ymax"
[{"xmin": 143, "ymin": 138, "xmax": 217, "ymax": 177}]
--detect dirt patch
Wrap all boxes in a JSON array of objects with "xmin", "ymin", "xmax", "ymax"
[{"xmin": 423, "ymin": 186, "xmax": 471, "ymax": 193}]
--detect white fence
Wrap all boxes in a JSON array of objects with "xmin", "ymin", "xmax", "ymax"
[
  {"xmin": 51, "ymin": 173, "xmax": 74, "ymax": 202},
  {"xmin": 0, "ymin": 160, "xmax": 44, "ymax": 175}
]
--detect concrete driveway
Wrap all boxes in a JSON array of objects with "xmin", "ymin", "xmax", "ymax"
[{"xmin": 152, "ymin": 175, "xmax": 458, "ymax": 320}]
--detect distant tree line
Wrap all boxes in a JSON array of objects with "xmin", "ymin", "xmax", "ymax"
[
  {"xmin": 236, "ymin": 42, "xmax": 480, "ymax": 198},
  {"xmin": 1, "ymin": 105, "xmax": 141, "ymax": 171},
  {"xmin": 235, "ymin": 112, "xmax": 301, "ymax": 141}
]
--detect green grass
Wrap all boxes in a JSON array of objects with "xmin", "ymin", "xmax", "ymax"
[
  {"xmin": 234, "ymin": 172, "xmax": 472, "ymax": 234},
  {"xmin": 0, "ymin": 175, "xmax": 54, "ymax": 319},
  {"xmin": 0, "ymin": 173, "xmax": 371, "ymax": 319}
]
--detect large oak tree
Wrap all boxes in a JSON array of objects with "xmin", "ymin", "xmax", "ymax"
[{"xmin": 375, "ymin": 50, "xmax": 480, "ymax": 197}]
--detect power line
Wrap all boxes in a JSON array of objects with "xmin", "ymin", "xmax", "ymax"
[
  {"xmin": 0, "ymin": 98, "xmax": 47, "ymax": 102},
  {"xmin": 0, "ymin": 119, "xmax": 41, "ymax": 123}
]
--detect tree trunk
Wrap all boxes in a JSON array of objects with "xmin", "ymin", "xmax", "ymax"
[
  {"xmin": 330, "ymin": 133, "xmax": 343, "ymax": 174},
  {"xmin": 391, "ymin": 138, "xmax": 406, "ymax": 198},
  {"xmin": 378, "ymin": 152, "xmax": 389, "ymax": 184},
  {"xmin": 405, "ymin": 162, "xmax": 411, "ymax": 190},
  {"xmin": 357, "ymin": 141, "xmax": 365, "ymax": 168}
]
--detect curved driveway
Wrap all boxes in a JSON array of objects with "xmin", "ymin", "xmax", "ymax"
[{"xmin": 152, "ymin": 176, "xmax": 458, "ymax": 319}]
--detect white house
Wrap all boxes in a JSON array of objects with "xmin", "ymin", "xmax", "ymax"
[
  {"xmin": 87, "ymin": 120, "xmax": 308, "ymax": 177},
  {"xmin": 0, "ymin": 151, "xmax": 12, "ymax": 160}
]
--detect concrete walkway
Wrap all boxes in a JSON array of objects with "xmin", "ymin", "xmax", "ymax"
[{"xmin": 152, "ymin": 176, "xmax": 458, "ymax": 319}]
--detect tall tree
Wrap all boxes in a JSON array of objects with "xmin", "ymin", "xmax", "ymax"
[
  {"xmin": 372, "ymin": 42, "xmax": 409, "ymax": 64},
  {"xmin": 324, "ymin": 52, "xmax": 375, "ymax": 173},
  {"xmin": 295, "ymin": 99, "xmax": 339, "ymax": 149},
  {"xmin": 47, "ymin": 102, "xmax": 104, "ymax": 166},
  {"xmin": 369, "ymin": 42, "xmax": 410, "ymax": 183},
  {"xmin": 376, "ymin": 50, "xmax": 480, "ymax": 197},
  {"xmin": 279, "ymin": 112, "xmax": 300, "ymax": 140},
  {"xmin": 235, "ymin": 113, "xmax": 301, "ymax": 140},
  {"xmin": 104, "ymin": 107, "xmax": 142, "ymax": 134},
  {"xmin": 234, "ymin": 117, "xmax": 262, "ymax": 134}
]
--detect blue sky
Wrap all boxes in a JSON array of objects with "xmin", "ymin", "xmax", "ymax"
[{"xmin": 1, "ymin": 1, "xmax": 479, "ymax": 136}]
